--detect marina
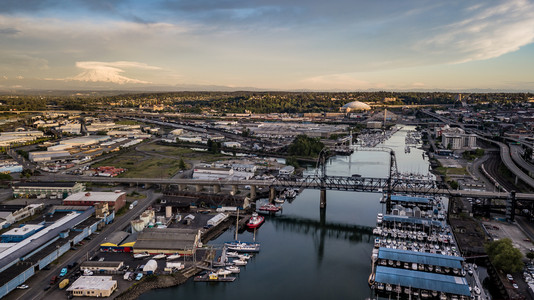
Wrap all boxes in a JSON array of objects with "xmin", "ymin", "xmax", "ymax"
[
  {"xmin": 139, "ymin": 126, "xmax": 492, "ymax": 300},
  {"xmin": 368, "ymin": 193, "xmax": 487, "ymax": 299}
]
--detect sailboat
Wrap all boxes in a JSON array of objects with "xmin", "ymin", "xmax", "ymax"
[{"xmin": 225, "ymin": 208, "xmax": 261, "ymax": 252}]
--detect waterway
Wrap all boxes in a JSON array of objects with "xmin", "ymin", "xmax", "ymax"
[{"xmin": 139, "ymin": 125, "xmax": 433, "ymax": 300}]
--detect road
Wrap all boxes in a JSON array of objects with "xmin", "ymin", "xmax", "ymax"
[
  {"xmin": 510, "ymin": 144, "xmax": 534, "ymax": 176},
  {"xmin": 14, "ymin": 190, "xmax": 159, "ymax": 300}
]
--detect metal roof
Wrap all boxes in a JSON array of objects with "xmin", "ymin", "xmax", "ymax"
[
  {"xmin": 382, "ymin": 215, "xmax": 443, "ymax": 227},
  {"xmin": 378, "ymin": 248, "xmax": 464, "ymax": 269},
  {"xmin": 13, "ymin": 181, "xmax": 78, "ymax": 188},
  {"xmin": 391, "ymin": 195, "xmax": 431, "ymax": 204},
  {"xmin": 375, "ymin": 266, "xmax": 470, "ymax": 296}
]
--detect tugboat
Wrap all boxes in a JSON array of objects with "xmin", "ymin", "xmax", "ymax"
[{"xmin": 246, "ymin": 213, "xmax": 265, "ymax": 229}]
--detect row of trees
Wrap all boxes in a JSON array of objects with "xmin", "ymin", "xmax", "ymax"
[{"xmin": 288, "ymin": 135, "xmax": 324, "ymax": 157}]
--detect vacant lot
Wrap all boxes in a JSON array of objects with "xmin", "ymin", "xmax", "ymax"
[{"xmin": 94, "ymin": 151, "xmax": 181, "ymax": 178}]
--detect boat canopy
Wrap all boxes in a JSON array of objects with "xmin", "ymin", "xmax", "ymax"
[
  {"xmin": 378, "ymin": 247, "xmax": 464, "ymax": 269},
  {"xmin": 390, "ymin": 195, "xmax": 431, "ymax": 204},
  {"xmin": 382, "ymin": 215, "xmax": 443, "ymax": 227},
  {"xmin": 375, "ymin": 266, "xmax": 470, "ymax": 296}
]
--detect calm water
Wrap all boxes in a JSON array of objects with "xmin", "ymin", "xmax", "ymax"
[{"xmin": 140, "ymin": 126, "xmax": 431, "ymax": 300}]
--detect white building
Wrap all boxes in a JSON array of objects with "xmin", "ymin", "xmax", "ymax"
[
  {"xmin": 223, "ymin": 142, "xmax": 241, "ymax": 148},
  {"xmin": 442, "ymin": 133, "xmax": 477, "ymax": 150},
  {"xmin": 66, "ymin": 276, "xmax": 117, "ymax": 297}
]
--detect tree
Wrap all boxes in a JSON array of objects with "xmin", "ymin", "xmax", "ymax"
[
  {"xmin": 485, "ymin": 238, "xmax": 524, "ymax": 273},
  {"xmin": 178, "ymin": 158, "xmax": 187, "ymax": 170},
  {"xmin": 527, "ymin": 252, "xmax": 534, "ymax": 262}
]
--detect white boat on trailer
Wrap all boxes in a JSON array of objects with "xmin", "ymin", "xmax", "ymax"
[{"xmin": 134, "ymin": 252, "xmax": 150, "ymax": 259}]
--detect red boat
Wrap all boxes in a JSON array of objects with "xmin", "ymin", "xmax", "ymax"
[
  {"xmin": 258, "ymin": 204, "xmax": 281, "ymax": 212},
  {"xmin": 246, "ymin": 213, "xmax": 265, "ymax": 229}
]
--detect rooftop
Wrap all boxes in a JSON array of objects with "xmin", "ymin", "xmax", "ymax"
[
  {"xmin": 2, "ymin": 224, "xmax": 44, "ymax": 236},
  {"xmin": 66, "ymin": 276, "xmax": 116, "ymax": 292},
  {"xmin": 64, "ymin": 191, "xmax": 125, "ymax": 202},
  {"xmin": 375, "ymin": 266, "xmax": 470, "ymax": 296},
  {"xmin": 13, "ymin": 182, "xmax": 78, "ymax": 188},
  {"xmin": 390, "ymin": 195, "xmax": 431, "ymax": 204},
  {"xmin": 378, "ymin": 248, "xmax": 464, "ymax": 269},
  {"xmin": 382, "ymin": 215, "xmax": 443, "ymax": 227}
]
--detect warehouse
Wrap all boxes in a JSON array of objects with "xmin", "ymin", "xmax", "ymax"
[
  {"xmin": 12, "ymin": 182, "xmax": 85, "ymax": 199},
  {"xmin": 1, "ymin": 224, "xmax": 45, "ymax": 243},
  {"xmin": 63, "ymin": 191, "xmax": 126, "ymax": 211},
  {"xmin": 133, "ymin": 228, "xmax": 201, "ymax": 255},
  {"xmin": 67, "ymin": 276, "xmax": 117, "ymax": 297}
]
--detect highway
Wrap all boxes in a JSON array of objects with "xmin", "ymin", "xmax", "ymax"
[
  {"xmin": 15, "ymin": 190, "xmax": 159, "ymax": 300},
  {"xmin": 510, "ymin": 144, "xmax": 534, "ymax": 176},
  {"xmin": 421, "ymin": 109, "xmax": 534, "ymax": 191}
]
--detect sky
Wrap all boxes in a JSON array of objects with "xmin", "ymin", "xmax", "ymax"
[{"xmin": 1, "ymin": 0, "xmax": 534, "ymax": 91}]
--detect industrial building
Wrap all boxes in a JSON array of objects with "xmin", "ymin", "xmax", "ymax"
[
  {"xmin": 133, "ymin": 228, "xmax": 201, "ymax": 255},
  {"xmin": 12, "ymin": 182, "xmax": 85, "ymax": 199},
  {"xmin": 1, "ymin": 224, "xmax": 45, "ymax": 243},
  {"xmin": 0, "ymin": 207, "xmax": 101, "ymax": 298},
  {"xmin": 0, "ymin": 160, "xmax": 23, "ymax": 173},
  {"xmin": 63, "ymin": 191, "xmax": 126, "ymax": 211},
  {"xmin": 67, "ymin": 276, "xmax": 117, "ymax": 297},
  {"xmin": 0, "ymin": 204, "xmax": 44, "ymax": 228}
]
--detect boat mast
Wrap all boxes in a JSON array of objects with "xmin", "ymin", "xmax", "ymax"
[{"xmin": 234, "ymin": 207, "xmax": 239, "ymax": 241}]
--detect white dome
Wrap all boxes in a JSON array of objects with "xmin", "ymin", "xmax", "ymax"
[{"xmin": 341, "ymin": 101, "xmax": 371, "ymax": 111}]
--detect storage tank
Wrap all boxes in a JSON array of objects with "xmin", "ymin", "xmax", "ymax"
[
  {"xmin": 143, "ymin": 259, "xmax": 158, "ymax": 274},
  {"xmin": 131, "ymin": 220, "xmax": 145, "ymax": 232},
  {"xmin": 165, "ymin": 206, "xmax": 172, "ymax": 218},
  {"xmin": 140, "ymin": 210, "xmax": 154, "ymax": 226}
]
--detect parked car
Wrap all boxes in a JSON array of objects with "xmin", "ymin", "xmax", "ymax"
[
  {"xmin": 135, "ymin": 273, "xmax": 143, "ymax": 281},
  {"xmin": 50, "ymin": 275, "xmax": 59, "ymax": 284},
  {"xmin": 60, "ymin": 268, "xmax": 68, "ymax": 277},
  {"xmin": 507, "ymin": 274, "xmax": 514, "ymax": 281}
]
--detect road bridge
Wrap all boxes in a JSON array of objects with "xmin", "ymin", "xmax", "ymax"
[
  {"xmin": 29, "ymin": 174, "xmax": 534, "ymax": 201},
  {"xmin": 510, "ymin": 144, "xmax": 534, "ymax": 177}
]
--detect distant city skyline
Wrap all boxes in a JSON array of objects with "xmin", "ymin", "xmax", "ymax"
[{"xmin": 1, "ymin": 0, "xmax": 534, "ymax": 91}]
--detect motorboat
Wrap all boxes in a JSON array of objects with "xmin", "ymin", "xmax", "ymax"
[
  {"xmin": 225, "ymin": 241, "xmax": 260, "ymax": 252},
  {"xmin": 258, "ymin": 204, "xmax": 281, "ymax": 212},
  {"xmin": 167, "ymin": 253, "xmax": 181, "ymax": 261},
  {"xmin": 153, "ymin": 254, "xmax": 166, "ymax": 260},
  {"xmin": 233, "ymin": 259, "xmax": 247, "ymax": 266},
  {"xmin": 226, "ymin": 266, "xmax": 241, "ymax": 273},
  {"xmin": 474, "ymin": 286, "xmax": 481, "ymax": 295},
  {"xmin": 134, "ymin": 252, "xmax": 150, "ymax": 259},
  {"xmin": 217, "ymin": 268, "xmax": 232, "ymax": 276},
  {"xmin": 246, "ymin": 213, "xmax": 265, "ymax": 229},
  {"xmin": 226, "ymin": 251, "xmax": 240, "ymax": 258},
  {"xmin": 238, "ymin": 254, "xmax": 253, "ymax": 260},
  {"xmin": 274, "ymin": 198, "xmax": 285, "ymax": 204}
]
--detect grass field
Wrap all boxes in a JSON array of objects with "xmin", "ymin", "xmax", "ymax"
[
  {"xmin": 93, "ymin": 151, "xmax": 181, "ymax": 178},
  {"xmin": 93, "ymin": 143, "xmax": 228, "ymax": 178},
  {"xmin": 435, "ymin": 166, "xmax": 469, "ymax": 176}
]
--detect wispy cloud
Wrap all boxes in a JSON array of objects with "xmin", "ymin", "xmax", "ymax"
[
  {"xmin": 415, "ymin": 0, "xmax": 534, "ymax": 63},
  {"xmin": 67, "ymin": 61, "xmax": 161, "ymax": 84}
]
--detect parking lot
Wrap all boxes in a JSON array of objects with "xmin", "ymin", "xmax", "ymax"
[{"xmin": 483, "ymin": 220, "xmax": 534, "ymax": 255}]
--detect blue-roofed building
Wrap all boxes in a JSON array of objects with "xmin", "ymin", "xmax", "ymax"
[
  {"xmin": 375, "ymin": 266, "xmax": 471, "ymax": 296},
  {"xmin": 391, "ymin": 195, "xmax": 431, "ymax": 204},
  {"xmin": 378, "ymin": 248, "xmax": 464, "ymax": 270},
  {"xmin": 1, "ymin": 224, "xmax": 44, "ymax": 243}
]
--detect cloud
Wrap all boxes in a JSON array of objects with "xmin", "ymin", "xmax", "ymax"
[
  {"xmin": 67, "ymin": 61, "xmax": 161, "ymax": 84},
  {"xmin": 415, "ymin": 0, "xmax": 534, "ymax": 63},
  {"xmin": 0, "ymin": 27, "xmax": 19, "ymax": 35}
]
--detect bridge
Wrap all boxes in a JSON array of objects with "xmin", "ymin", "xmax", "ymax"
[{"xmin": 32, "ymin": 173, "xmax": 534, "ymax": 202}]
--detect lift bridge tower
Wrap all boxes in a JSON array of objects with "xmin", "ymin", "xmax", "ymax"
[{"xmin": 315, "ymin": 147, "xmax": 398, "ymax": 211}]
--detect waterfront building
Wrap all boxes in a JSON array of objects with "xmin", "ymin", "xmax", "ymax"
[
  {"xmin": 80, "ymin": 261, "xmax": 124, "ymax": 272},
  {"xmin": 133, "ymin": 228, "xmax": 201, "ymax": 255}
]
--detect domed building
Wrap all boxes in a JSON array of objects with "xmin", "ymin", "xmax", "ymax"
[{"xmin": 339, "ymin": 101, "xmax": 371, "ymax": 113}]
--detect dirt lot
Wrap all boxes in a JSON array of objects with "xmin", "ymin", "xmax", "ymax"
[{"xmin": 483, "ymin": 220, "xmax": 534, "ymax": 255}]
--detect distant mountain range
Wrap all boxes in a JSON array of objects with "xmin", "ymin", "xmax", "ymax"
[{"xmin": 0, "ymin": 78, "xmax": 532, "ymax": 95}]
